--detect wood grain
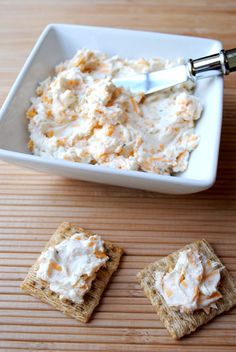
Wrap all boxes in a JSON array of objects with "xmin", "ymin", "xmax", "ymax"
[{"xmin": 0, "ymin": 0, "xmax": 236, "ymax": 351}]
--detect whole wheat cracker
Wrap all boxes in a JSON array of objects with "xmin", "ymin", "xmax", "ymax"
[
  {"xmin": 21, "ymin": 222, "xmax": 123, "ymax": 323},
  {"xmin": 137, "ymin": 239, "xmax": 236, "ymax": 339}
]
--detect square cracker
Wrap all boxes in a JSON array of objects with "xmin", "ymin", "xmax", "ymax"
[
  {"xmin": 137, "ymin": 239, "xmax": 236, "ymax": 339},
  {"xmin": 21, "ymin": 222, "xmax": 123, "ymax": 323}
]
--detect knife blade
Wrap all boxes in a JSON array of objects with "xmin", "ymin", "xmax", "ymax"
[{"xmin": 112, "ymin": 64, "xmax": 192, "ymax": 95}]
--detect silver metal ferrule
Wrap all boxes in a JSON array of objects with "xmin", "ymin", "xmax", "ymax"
[{"xmin": 188, "ymin": 50, "xmax": 228, "ymax": 80}]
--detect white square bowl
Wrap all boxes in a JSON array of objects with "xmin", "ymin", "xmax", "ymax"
[{"xmin": 0, "ymin": 24, "xmax": 223, "ymax": 194}]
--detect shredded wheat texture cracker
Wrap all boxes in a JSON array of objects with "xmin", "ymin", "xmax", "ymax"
[
  {"xmin": 137, "ymin": 239, "xmax": 236, "ymax": 339},
  {"xmin": 21, "ymin": 222, "xmax": 123, "ymax": 323}
]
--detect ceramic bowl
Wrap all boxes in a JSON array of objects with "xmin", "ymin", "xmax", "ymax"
[{"xmin": 0, "ymin": 24, "xmax": 223, "ymax": 194}]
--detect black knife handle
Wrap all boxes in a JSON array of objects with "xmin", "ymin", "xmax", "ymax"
[{"xmin": 224, "ymin": 48, "xmax": 236, "ymax": 73}]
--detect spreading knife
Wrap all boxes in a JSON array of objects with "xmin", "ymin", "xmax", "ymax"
[{"xmin": 112, "ymin": 48, "xmax": 236, "ymax": 95}]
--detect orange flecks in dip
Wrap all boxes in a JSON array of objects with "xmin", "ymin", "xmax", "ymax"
[
  {"xmin": 130, "ymin": 97, "xmax": 139, "ymax": 114},
  {"xmin": 42, "ymin": 95, "xmax": 53, "ymax": 104},
  {"xmin": 165, "ymin": 289, "xmax": 173, "ymax": 298},
  {"xmin": 88, "ymin": 241, "xmax": 95, "ymax": 247},
  {"xmin": 129, "ymin": 150, "xmax": 134, "ymax": 157},
  {"xmin": 106, "ymin": 125, "xmax": 115, "ymax": 136},
  {"xmin": 106, "ymin": 87, "xmax": 122, "ymax": 106},
  {"xmin": 92, "ymin": 121, "xmax": 103, "ymax": 130},
  {"xmin": 150, "ymin": 156, "xmax": 163, "ymax": 162},
  {"xmin": 208, "ymin": 291, "xmax": 222, "ymax": 299},
  {"xmin": 27, "ymin": 107, "xmax": 37, "ymax": 119},
  {"xmin": 28, "ymin": 139, "xmax": 34, "ymax": 152},
  {"xmin": 99, "ymin": 153, "xmax": 108, "ymax": 161},
  {"xmin": 46, "ymin": 110, "xmax": 53, "ymax": 119},
  {"xmin": 51, "ymin": 262, "xmax": 62, "ymax": 271},
  {"xmin": 181, "ymin": 280, "xmax": 188, "ymax": 289},
  {"xmin": 57, "ymin": 138, "xmax": 66, "ymax": 147},
  {"xmin": 68, "ymin": 79, "xmax": 79, "ymax": 87},
  {"xmin": 193, "ymin": 287, "xmax": 199, "ymax": 300},
  {"xmin": 195, "ymin": 273, "xmax": 203, "ymax": 281},
  {"xmin": 48, "ymin": 261, "xmax": 62, "ymax": 276},
  {"xmin": 94, "ymin": 251, "xmax": 107, "ymax": 259},
  {"xmin": 45, "ymin": 130, "xmax": 54, "ymax": 138},
  {"xmin": 207, "ymin": 259, "xmax": 212, "ymax": 268},
  {"xmin": 180, "ymin": 273, "xmax": 188, "ymax": 288}
]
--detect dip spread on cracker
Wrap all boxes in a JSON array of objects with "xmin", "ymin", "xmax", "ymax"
[
  {"xmin": 155, "ymin": 249, "xmax": 223, "ymax": 314},
  {"xmin": 37, "ymin": 232, "xmax": 108, "ymax": 304},
  {"xmin": 21, "ymin": 223, "xmax": 123, "ymax": 323},
  {"xmin": 27, "ymin": 49, "xmax": 202, "ymax": 175},
  {"xmin": 137, "ymin": 239, "xmax": 236, "ymax": 339}
]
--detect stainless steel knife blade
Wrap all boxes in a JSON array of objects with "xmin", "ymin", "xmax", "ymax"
[{"xmin": 112, "ymin": 64, "xmax": 191, "ymax": 95}]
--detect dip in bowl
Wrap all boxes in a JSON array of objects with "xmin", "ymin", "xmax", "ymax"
[{"xmin": 0, "ymin": 24, "xmax": 223, "ymax": 194}]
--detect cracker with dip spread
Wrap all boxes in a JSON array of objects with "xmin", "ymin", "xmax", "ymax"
[
  {"xmin": 137, "ymin": 239, "xmax": 236, "ymax": 339},
  {"xmin": 21, "ymin": 222, "xmax": 123, "ymax": 323}
]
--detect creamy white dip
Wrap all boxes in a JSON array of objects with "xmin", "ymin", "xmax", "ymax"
[
  {"xmin": 155, "ymin": 249, "xmax": 223, "ymax": 314},
  {"xmin": 37, "ymin": 232, "xmax": 108, "ymax": 303},
  {"xmin": 27, "ymin": 49, "xmax": 202, "ymax": 175}
]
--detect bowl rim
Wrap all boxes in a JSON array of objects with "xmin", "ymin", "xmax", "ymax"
[{"xmin": 0, "ymin": 148, "xmax": 216, "ymax": 187}]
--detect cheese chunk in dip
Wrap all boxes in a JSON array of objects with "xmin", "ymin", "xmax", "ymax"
[
  {"xmin": 27, "ymin": 49, "xmax": 202, "ymax": 175},
  {"xmin": 155, "ymin": 249, "xmax": 223, "ymax": 314},
  {"xmin": 37, "ymin": 233, "xmax": 108, "ymax": 303}
]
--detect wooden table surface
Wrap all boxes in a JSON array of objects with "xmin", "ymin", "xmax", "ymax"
[{"xmin": 0, "ymin": 1, "xmax": 236, "ymax": 351}]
